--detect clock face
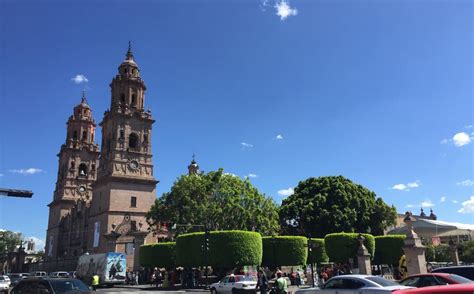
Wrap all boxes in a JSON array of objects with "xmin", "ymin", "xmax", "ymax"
[
  {"xmin": 128, "ymin": 160, "xmax": 139, "ymax": 170},
  {"xmin": 78, "ymin": 186, "xmax": 86, "ymax": 193}
]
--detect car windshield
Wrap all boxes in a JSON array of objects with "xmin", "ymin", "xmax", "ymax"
[
  {"xmin": 237, "ymin": 275, "xmax": 257, "ymax": 282},
  {"xmin": 50, "ymin": 279, "xmax": 90, "ymax": 292},
  {"xmin": 448, "ymin": 274, "xmax": 473, "ymax": 284},
  {"xmin": 366, "ymin": 276, "xmax": 398, "ymax": 287}
]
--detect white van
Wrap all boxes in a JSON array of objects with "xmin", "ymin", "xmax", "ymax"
[
  {"xmin": 49, "ymin": 271, "xmax": 69, "ymax": 278},
  {"xmin": 31, "ymin": 271, "xmax": 47, "ymax": 277}
]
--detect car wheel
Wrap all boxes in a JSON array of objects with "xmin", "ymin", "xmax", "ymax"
[{"xmin": 211, "ymin": 288, "xmax": 218, "ymax": 294}]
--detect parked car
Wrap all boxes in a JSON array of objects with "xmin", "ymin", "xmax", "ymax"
[
  {"xmin": 399, "ymin": 273, "xmax": 473, "ymax": 287},
  {"xmin": 392, "ymin": 283, "xmax": 474, "ymax": 293},
  {"xmin": 295, "ymin": 275, "xmax": 413, "ymax": 294},
  {"xmin": 8, "ymin": 273, "xmax": 31, "ymax": 286},
  {"xmin": 11, "ymin": 277, "xmax": 92, "ymax": 293},
  {"xmin": 49, "ymin": 271, "xmax": 70, "ymax": 278},
  {"xmin": 0, "ymin": 276, "xmax": 10, "ymax": 293},
  {"xmin": 431, "ymin": 266, "xmax": 474, "ymax": 280},
  {"xmin": 32, "ymin": 271, "xmax": 48, "ymax": 277},
  {"xmin": 210, "ymin": 274, "xmax": 257, "ymax": 294}
]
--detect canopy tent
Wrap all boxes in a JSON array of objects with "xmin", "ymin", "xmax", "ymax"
[{"xmin": 387, "ymin": 218, "xmax": 474, "ymax": 240}]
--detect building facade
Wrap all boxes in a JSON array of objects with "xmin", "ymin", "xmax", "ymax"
[{"xmin": 45, "ymin": 45, "xmax": 157, "ymax": 271}]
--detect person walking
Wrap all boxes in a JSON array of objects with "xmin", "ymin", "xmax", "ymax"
[
  {"xmin": 256, "ymin": 269, "xmax": 268, "ymax": 294},
  {"xmin": 275, "ymin": 271, "xmax": 288, "ymax": 294},
  {"xmin": 91, "ymin": 273, "xmax": 99, "ymax": 291}
]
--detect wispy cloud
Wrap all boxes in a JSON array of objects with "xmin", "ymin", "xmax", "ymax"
[
  {"xmin": 406, "ymin": 199, "xmax": 435, "ymax": 208},
  {"xmin": 452, "ymin": 200, "xmax": 459, "ymax": 204},
  {"xmin": 275, "ymin": 0, "xmax": 298, "ymax": 20},
  {"xmin": 241, "ymin": 142, "xmax": 253, "ymax": 149},
  {"xmin": 247, "ymin": 173, "xmax": 258, "ymax": 178},
  {"xmin": 9, "ymin": 168, "xmax": 43, "ymax": 175},
  {"xmin": 457, "ymin": 179, "xmax": 474, "ymax": 187},
  {"xmin": 464, "ymin": 125, "xmax": 473, "ymax": 129},
  {"xmin": 278, "ymin": 187, "xmax": 294, "ymax": 197},
  {"xmin": 441, "ymin": 131, "xmax": 473, "ymax": 147},
  {"xmin": 391, "ymin": 181, "xmax": 420, "ymax": 191},
  {"xmin": 0, "ymin": 173, "xmax": 3, "ymax": 177},
  {"xmin": 440, "ymin": 196, "xmax": 446, "ymax": 203},
  {"xmin": 71, "ymin": 74, "xmax": 89, "ymax": 84},
  {"xmin": 276, "ymin": 134, "xmax": 284, "ymax": 140},
  {"xmin": 458, "ymin": 196, "xmax": 474, "ymax": 213},
  {"xmin": 224, "ymin": 172, "xmax": 239, "ymax": 178}
]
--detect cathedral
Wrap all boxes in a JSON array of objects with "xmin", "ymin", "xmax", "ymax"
[{"xmin": 45, "ymin": 44, "xmax": 158, "ymax": 271}]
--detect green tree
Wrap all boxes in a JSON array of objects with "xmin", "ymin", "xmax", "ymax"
[
  {"xmin": 425, "ymin": 244, "xmax": 451, "ymax": 262},
  {"xmin": 147, "ymin": 169, "xmax": 280, "ymax": 235},
  {"xmin": 0, "ymin": 230, "xmax": 22, "ymax": 261},
  {"xmin": 460, "ymin": 241, "xmax": 474, "ymax": 263},
  {"xmin": 279, "ymin": 176, "xmax": 396, "ymax": 238}
]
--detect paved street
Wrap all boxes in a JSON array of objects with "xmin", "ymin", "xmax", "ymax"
[{"xmin": 96, "ymin": 286, "xmax": 209, "ymax": 293}]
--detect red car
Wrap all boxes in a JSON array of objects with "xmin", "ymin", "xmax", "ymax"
[
  {"xmin": 392, "ymin": 283, "xmax": 474, "ymax": 293},
  {"xmin": 399, "ymin": 273, "xmax": 473, "ymax": 288}
]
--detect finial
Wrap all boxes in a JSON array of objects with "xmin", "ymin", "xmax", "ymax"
[
  {"xmin": 81, "ymin": 90, "xmax": 88, "ymax": 104},
  {"xmin": 192, "ymin": 153, "xmax": 196, "ymax": 163},
  {"xmin": 126, "ymin": 41, "xmax": 134, "ymax": 60}
]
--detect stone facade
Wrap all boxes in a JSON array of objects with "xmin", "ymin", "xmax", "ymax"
[{"xmin": 45, "ymin": 45, "xmax": 158, "ymax": 271}]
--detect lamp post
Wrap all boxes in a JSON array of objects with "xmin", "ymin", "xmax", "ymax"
[{"xmin": 307, "ymin": 235, "xmax": 315, "ymax": 288}]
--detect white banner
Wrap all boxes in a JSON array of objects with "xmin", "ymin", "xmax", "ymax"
[
  {"xmin": 93, "ymin": 221, "xmax": 100, "ymax": 247},
  {"xmin": 48, "ymin": 236, "xmax": 53, "ymax": 256}
]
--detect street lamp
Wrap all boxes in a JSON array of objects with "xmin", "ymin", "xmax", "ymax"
[{"xmin": 307, "ymin": 235, "xmax": 315, "ymax": 288}]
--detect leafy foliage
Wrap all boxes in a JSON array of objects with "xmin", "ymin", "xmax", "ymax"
[
  {"xmin": 140, "ymin": 242, "xmax": 176, "ymax": 268},
  {"xmin": 0, "ymin": 230, "xmax": 21, "ymax": 260},
  {"xmin": 279, "ymin": 176, "xmax": 396, "ymax": 237},
  {"xmin": 324, "ymin": 233, "xmax": 375, "ymax": 263},
  {"xmin": 425, "ymin": 244, "xmax": 451, "ymax": 262},
  {"xmin": 460, "ymin": 241, "xmax": 474, "ymax": 263},
  {"xmin": 262, "ymin": 236, "xmax": 308, "ymax": 266},
  {"xmin": 307, "ymin": 238, "xmax": 329, "ymax": 264},
  {"xmin": 373, "ymin": 235, "xmax": 405, "ymax": 265},
  {"xmin": 147, "ymin": 169, "xmax": 280, "ymax": 236},
  {"xmin": 176, "ymin": 230, "xmax": 262, "ymax": 268}
]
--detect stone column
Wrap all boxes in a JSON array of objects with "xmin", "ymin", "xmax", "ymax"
[
  {"xmin": 402, "ymin": 212, "xmax": 427, "ymax": 275},
  {"xmin": 449, "ymin": 238, "xmax": 460, "ymax": 266},
  {"xmin": 132, "ymin": 231, "xmax": 148, "ymax": 271},
  {"xmin": 356, "ymin": 234, "xmax": 372, "ymax": 275}
]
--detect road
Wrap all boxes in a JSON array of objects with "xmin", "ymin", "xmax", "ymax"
[{"xmin": 97, "ymin": 287, "xmax": 209, "ymax": 293}]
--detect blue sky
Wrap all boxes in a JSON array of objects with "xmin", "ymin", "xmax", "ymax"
[{"xmin": 0, "ymin": 0, "xmax": 472, "ymax": 249}]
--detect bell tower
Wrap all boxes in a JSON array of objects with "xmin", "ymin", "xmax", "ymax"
[
  {"xmin": 88, "ymin": 44, "xmax": 158, "ymax": 270},
  {"xmin": 45, "ymin": 92, "xmax": 100, "ymax": 259}
]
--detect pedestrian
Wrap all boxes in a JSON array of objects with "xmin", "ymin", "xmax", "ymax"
[
  {"xmin": 91, "ymin": 273, "xmax": 99, "ymax": 291},
  {"xmin": 274, "ymin": 271, "xmax": 288, "ymax": 294},
  {"xmin": 256, "ymin": 269, "xmax": 268, "ymax": 294}
]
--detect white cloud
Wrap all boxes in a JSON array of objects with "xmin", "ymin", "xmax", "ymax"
[
  {"xmin": 421, "ymin": 200, "xmax": 435, "ymax": 208},
  {"xmin": 278, "ymin": 187, "xmax": 294, "ymax": 197},
  {"xmin": 452, "ymin": 200, "xmax": 459, "ymax": 204},
  {"xmin": 224, "ymin": 172, "xmax": 239, "ymax": 178},
  {"xmin": 458, "ymin": 196, "xmax": 474, "ymax": 213},
  {"xmin": 440, "ymin": 138, "xmax": 449, "ymax": 144},
  {"xmin": 276, "ymin": 134, "xmax": 283, "ymax": 140},
  {"xmin": 453, "ymin": 132, "xmax": 471, "ymax": 147},
  {"xmin": 27, "ymin": 236, "xmax": 45, "ymax": 251},
  {"xmin": 241, "ymin": 142, "xmax": 253, "ymax": 149},
  {"xmin": 457, "ymin": 179, "xmax": 474, "ymax": 187},
  {"xmin": 391, "ymin": 180, "xmax": 420, "ymax": 191},
  {"xmin": 440, "ymin": 196, "xmax": 446, "ymax": 203},
  {"xmin": 247, "ymin": 173, "xmax": 258, "ymax": 178},
  {"xmin": 71, "ymin": 74, "xmax": 89, "ymax": 84},
  {"xmin": 9, "ymin": 168, "xmax": 43, "ymax": 175},
  {"xmin": 406, "ymin": 204, "xmax": 415, "ymax": 208},
  {"xmin": 464, "ymin": 125, "xmax": 473, "ymax": 129},
  {"xmin": 275, "ymin": 0, "xmax": 298, "ymax": 20},
  {"xmin": 0, "ymin": 173, "xmax": 3, "ymax": 177}
]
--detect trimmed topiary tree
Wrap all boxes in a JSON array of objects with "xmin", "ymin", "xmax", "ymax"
[
  {"xmin": 307, "ymin": 238, "xmax": 329, "ymax": 265},
  {"xmin": 262, "ymin": 236, "xmax": 308, "ymax": 267},
  {"xmin": 176, "ymin": 230, "xmax": 262, "ymax": 268},
  {"xmin": 324, "ymin": 233, "xmax": 375, "ymax": 263},
  {"xmin": 373, "ymin": 235, "xmax": 405, "ymax": 265},
  {"xmin": 140, "ymin": 242, "xmax": 176, "ymax": 268}
]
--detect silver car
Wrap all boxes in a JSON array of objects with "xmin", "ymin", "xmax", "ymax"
[{"xmin": 295, "ymin": 275, "xmax": 413, "ymax": 294}]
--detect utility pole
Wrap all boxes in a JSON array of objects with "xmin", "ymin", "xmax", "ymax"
[{"xmin": 307, "ymin": 235, "xmax": 315, "ymax": 288}]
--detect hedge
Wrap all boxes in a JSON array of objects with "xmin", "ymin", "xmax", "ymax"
[
  {"xmin": 262, "ymin": 236, "xmax": 308, "ymax": 266},
  {"xmin": 425, "ymin": 244, "xmax": 451, "ymax": 262},
  {"xmin": 139, "ymin": 242, "xmax": 176, "ymax": 268},
  {"xmin": 176, "ymin": 230, "xmax": 262, "ymax": 268},
  {"xmin": 373, "ymin": 235, "xmax": 405, "ymax": 265},
  {"xmin": 324, "ymin": 233, "xmax": 375, "ymax": 263},
  {"xmin": 307, "ymin": 238, "xmax": 329, "ymax": 264}
]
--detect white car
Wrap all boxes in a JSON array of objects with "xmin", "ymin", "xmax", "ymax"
[
  {"xmin": 210, "ymin": 275, "xmax": 257, "ymax": 294},
  {"xmin": 49, "ymin": 271, "xmax": 70, "ymax": 278},
  {"xmin": 295, "ymin": 275, "xmax": 413, "ymax": 294},
  {"xmin": 0, "ymin": 275, "xmax": 9, "ymax": 293}
]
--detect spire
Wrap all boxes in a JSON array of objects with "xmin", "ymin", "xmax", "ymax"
[
  {"xmin": 420, "ymin": 208, "xmax": 427, "ymax": 218},
  {"xmin": 188, "ymin": 154, "xmax": 200, "ymax": 175},
  {"xmin": 81, "ymin": 90, "xmax": 88, "ymax": 104},
  {"xmin": 126, "ymin": 41, "xmax": 134, "ymax": 61}
]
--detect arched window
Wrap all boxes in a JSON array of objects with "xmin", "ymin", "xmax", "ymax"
[
  {"xmin": 120, "ymin": 94, "xmax": 125, "ymax": 104},
  {"xmin": 91, "ymin": 164, "xmax": 96, "ymax": 171},
  {"xmin": 78, "ymin": 163, "xmax": 88, "ymax": 177},
  {"xmin": 82, "ymin": 131, "xmax": 87, "ymax": 141},
  {"xmin": 131, "ymin": 94, "xmax": 136, "ymax": 105},
  {"xmin": 129, "ymin": 133, "xmax": 139, "ymax": 148},
  {"xmin": 120, "ymin": 130, "xmax": 125, "ymax": 138},
  {"xmin": 73, "ymin": 131, "xmax": 78, "ymax": 140},
  {"xmin": 71, "ymin": 161, "xmax": 75, "ymax": 169},
  {"xmin": 143, "ymin": 134, "xmax": 148, "ymax": 143}
]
